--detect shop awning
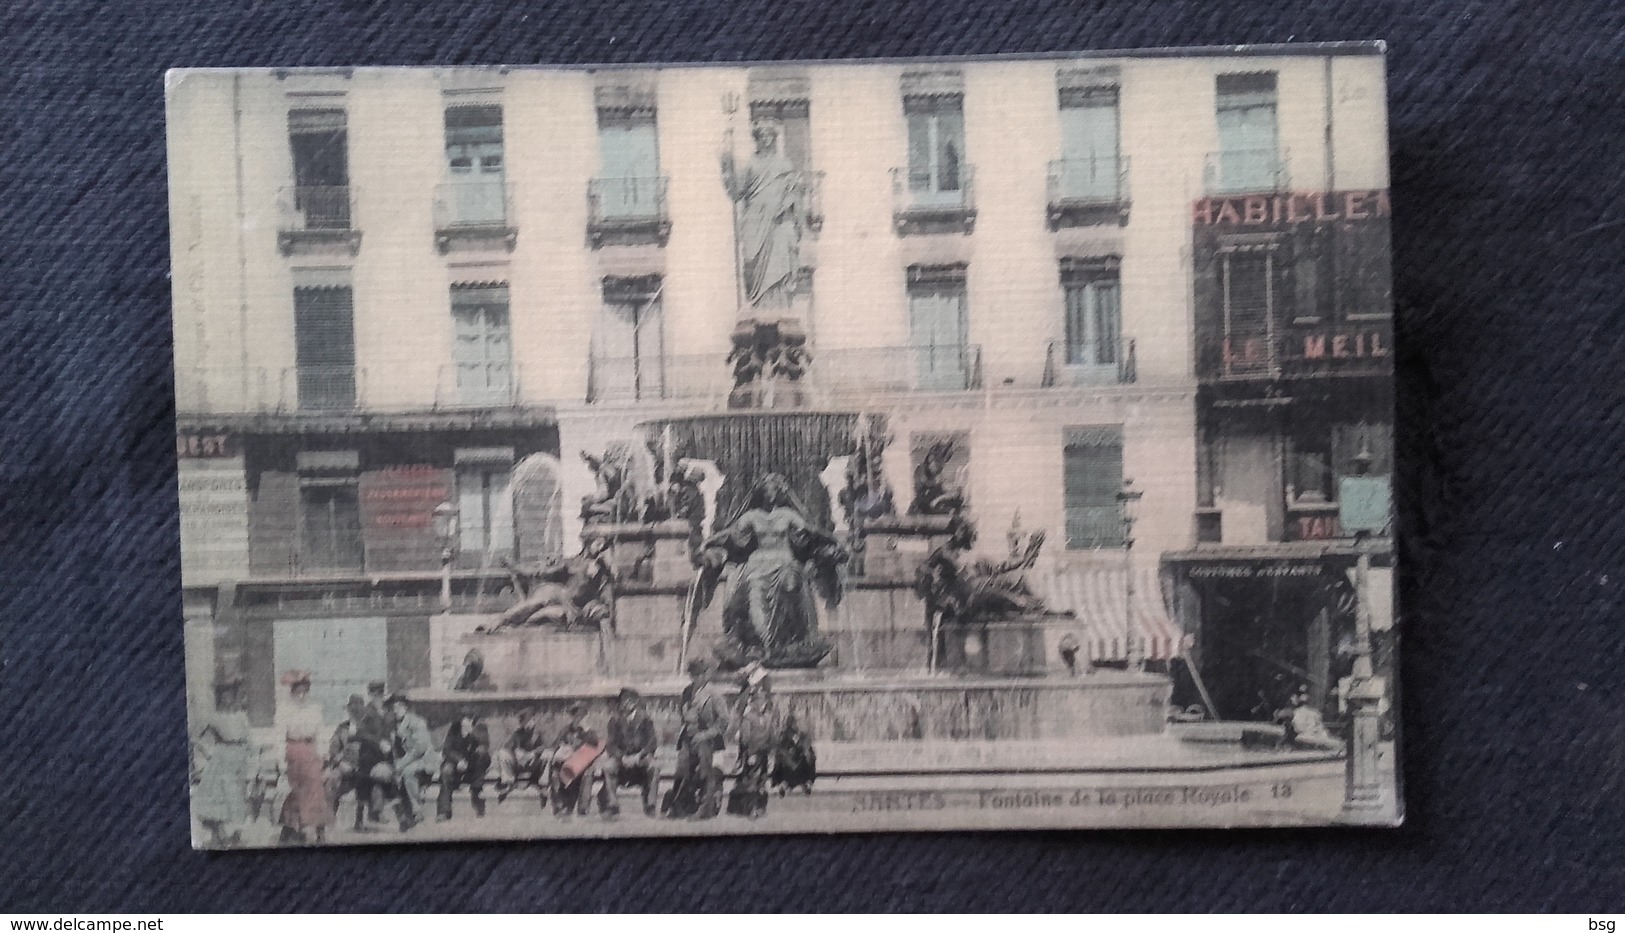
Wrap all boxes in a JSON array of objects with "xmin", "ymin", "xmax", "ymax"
[{"xmin": 1037, "ymin": 566, "xmax": 1187, "ymax": 662}]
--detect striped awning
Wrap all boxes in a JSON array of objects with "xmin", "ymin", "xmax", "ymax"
[{"xmin": 1038, "ymin": 566, "xmax": 1188, "ymax": 662}]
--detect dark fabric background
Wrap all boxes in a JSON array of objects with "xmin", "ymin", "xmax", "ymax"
[{"xmin": 3, "ymin": 0, "xmax": 1622, "ymax": 912}]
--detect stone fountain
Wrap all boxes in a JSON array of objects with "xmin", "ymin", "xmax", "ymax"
[{"xmin": 407, "ymin": 118, "xmax": 1350, "ymax": 823}]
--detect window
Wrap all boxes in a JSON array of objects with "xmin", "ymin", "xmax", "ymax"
[
  {"xmin": 905, "ymin": 94, "xmax": 966, "ymax": 205},
  {"xmin": 1061, "ymin": 258, "xmax": 1122, "ymax": 373},
  {"xmin": 1057, "ymin": 85, "xmax": 1121, "ymax": 201},
  {"xmin": 293, "ymin": 284, "xmax": 356, "ymax": 409},
  {"xmin": 444, "ymin": 105, "xmax": 505, "ymax": 225},
  {"xmin": 907, "ymin": 266, "xmax": 970, "ymax": 391},
  {"xmin": 1213, "ymin": 73, "xmax": 1280, "ymax": 193},
  {"xmin": 451, "ymin": 284, "xmax": 512, "ymax": 405},
  {"xmin": 596, "ymin": 108, "xmax": 661, "ymax": 220},
  {"xmin": 288, "ymin": 109, "xmax": 350, "ymax": 229},
  {"xmin": 1289, "ymin": 422, "xmax": 1393, "ymax": 509},
  {"xmin": 1063, "ymin": 427, "xmax": 1125, "ymax": 549},
  {"xmin": 1218, "ymin": 240, "xmax": 1289, "ymax": 377},
  {"xmin": 299, "ymin": 476, "xmax": 363, "ymax": 572},
  {"xmin": 1335, "ymin": 224, "xmax": 1394, "ymax": 321},
  {"xmin": 456, "ymin": 451, "xmax": 515, "ymax": 562},
  {"xmin": 591, "ymin": 276, "xmax": 665, "ymax": 400},
  {"xmin": 1288, "ymin": 432, "xmax": 1334, "ymax": 503}
]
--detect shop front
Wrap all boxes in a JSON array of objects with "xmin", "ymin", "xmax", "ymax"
[{"xmin": 1163, "ymin": 543, "xmax": 1392, "ymax": 727}]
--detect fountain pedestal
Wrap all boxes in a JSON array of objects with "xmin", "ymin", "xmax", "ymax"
[
  {"xmin": 857, "ymin": 514, "xmax": 955, "ymax": 582},
  {"xmin": 586, "ymin": 520, "xmax": 694, "ymax": 587}
]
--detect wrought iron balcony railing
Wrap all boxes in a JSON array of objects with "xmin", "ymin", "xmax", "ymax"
[
  {"xmin": 890, "ymin": 165, "xmax": 977, "ymax": 234},
  {"xmin": 587, "ymin": 176, "xmax": 671, "ymax": 246},
  {"xmin": 1202, "ymin": 148, "xmax": 1290, "ymax": 195},
  {"xmin": 277, "ymin": 186, "xmax": 361, "ymax": 255},
  {"xmin": 175, "ymin": 366, "xmax": 273, "ymax": 415},
  {"xmin": 585, "ymin": 352, "xmax": 726, "ymax": 405},
  {"xmin": 816, "ymin": 344, "xmax": 984, "ymax": 394},
  {"xmin": 585, "ymin": 344, "xmax": 985, "ymax": 405},
  {"xmin": 1041, "ymin": 338, "xmax": 1137, "ymax": 387},
  {"xmin": 432, "ymin": 180, "xmax": 517, "ymax": 252},
  {"xmin": 798, "ymin": 170, "xmax": 826, "ymax": 235},
  {"xmin": 1046, "ymin": 157, "xmax": 1131, "ymax": 228},
  {"xmin": 434, "ymin": 362, "xmax": 522, "ymax": 409},
  {"xmin": 279, "ymin": 365, "xmax": 364, "ymax": 413}
]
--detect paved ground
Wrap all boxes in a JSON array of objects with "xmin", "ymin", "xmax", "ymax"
[{"xmin": 221, "ymin": 741, "xmax": 1399, "ymax": 848}]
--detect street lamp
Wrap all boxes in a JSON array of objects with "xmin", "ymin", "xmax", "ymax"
[
  {"xmin": 1117, "ymin": 477, "xmax": 1145, "ymax": 671},
  {"xmin": 433, "ymin": 500, "xmax": 460, "ymax": 611},
  {"xmin": 1338, "ymin": 442, "xmax": 1390, "ymax": 814}
]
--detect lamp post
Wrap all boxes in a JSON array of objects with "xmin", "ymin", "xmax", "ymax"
[
  {"xmin": 1338, "ymin": 445, "xmax": 1389, "ymax": 814},
  {"xmin": 1117, "ymin": 477, "xmax": 1144, "ymax": 671},
  {"xmin": 433, "ymin": 500, "xmax": 460, "ymax": 611}
]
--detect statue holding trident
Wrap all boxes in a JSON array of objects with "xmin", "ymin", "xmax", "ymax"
[
  {"xmin": 721, "ymin": 116, "xmax": 813, "ymax": 408},
  {"xmin": 722, "ymin": 122, "xmax": 804, "ymax": 312}
]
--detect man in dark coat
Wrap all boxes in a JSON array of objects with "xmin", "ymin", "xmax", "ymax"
[
  {"xmin": 664, "ymin": 658, "xmax": 728, "ymax": 819},
  {"xmin": 326, "ymin": 694, "xmax": 391, "ymax": 831},
  {"xmin": 770, "ymin": 713, "xmax": 817, "ymax": 795},
  {"xmin": 495, "ymin": 707, "xmax": 549, "ymax": 805},
  {"xmin": 437, "ymin": 709, "xmax": 491, "ymax": 820},
  {"xmin": 602, "ymin": 688, "xmax": 660, "ymax": 817}
]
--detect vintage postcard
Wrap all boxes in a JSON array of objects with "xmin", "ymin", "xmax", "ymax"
[{"xmin": 168, "ymin": 44, "xmax": 1399, "ymax": 848}]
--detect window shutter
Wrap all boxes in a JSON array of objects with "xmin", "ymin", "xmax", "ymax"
[{"xmin": 1063, "ymin": 428, "xmax": 1124, "ymax": 549}]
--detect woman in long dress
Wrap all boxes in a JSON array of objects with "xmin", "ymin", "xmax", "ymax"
[
  {"xmin": 700, "ymin": 473, "xmax": 845, "ymax": 667},
  {"xmin": 722, "ymin": 123, "xmax": 803, "ymax": 311},
  {"xmin": 276, "ymin": 670, "xmax": 333, "ymax": 844},
  {"xmin": 191, "ymin": 676, "xmax": 254, "ymax": 848}
]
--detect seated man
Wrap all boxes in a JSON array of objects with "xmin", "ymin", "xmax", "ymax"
[
  {"xmin": 326, "ymin": 694, "xmax": 389, "ymax": 832},
  {"xmin": 664, "ymin": 658, "xmax": 728, "ymax": 820},
  {"xmin": 437, "ymin": 709, "xmax": 492, "ymax": 821},
  {"xmin": 548, "ymin": 701, "xmax": 606, "ymax": 819},
  {"xmin": 601, "ymin": 688, "xmax": 660, "ymax": 818},
  {"xmin": 388, "ymin": 694, "xmax": 438, "ymax": 831},
  {"xmin": 495, "ymin": 707, "xmax": 550, "ymax": 806}
]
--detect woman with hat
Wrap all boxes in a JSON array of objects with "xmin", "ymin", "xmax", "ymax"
[
  {"xmin": 191, "ymin": 674, "xmax": 253, "ymax": 847},
  {"xmin": 275, "ymin": 669, "xmax": 333, "ymax": 844}
]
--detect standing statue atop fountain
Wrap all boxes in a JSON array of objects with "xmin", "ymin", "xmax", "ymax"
[
  {"xmin": 695, "ymin": 473, "xmax": 846, "ymax": 669},
  {"xmin": 908, "ymin": 439, "xmax": 968, "ymax": 516},
  {"xmin": 914, "ymin": 514, "xmax": 1049, "ymax": 631},
  {"xmin": 722, "ymin": 122, "xmax": 813, "ymax": 409},
  {"xmin": 722, "ymin": 123, "xmax": 803, "ymax": 311},
  {"xmin": 580, "ymin": 444, "xmax": 646, "ymax": 526}
]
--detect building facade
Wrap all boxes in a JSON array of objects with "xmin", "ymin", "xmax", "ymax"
[{"xmin": 169, "ymin": 51, "xmax": 1391, "ymax": 726}]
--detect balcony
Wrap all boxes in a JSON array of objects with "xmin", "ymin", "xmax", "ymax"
[
  {"xmin": 891, "ymin": 166, "xmax": 976, "ymax": 235},
  {"xmin": 175, "ymin": 366, "xmax": 273, "ymax": 415},
  {"xmin": 1046, "ymin": 157, "xmax": 1131, "ymax": 228},
  {"xmin": 585, "ymin": 344, "xmax": 984, "ymax": 405},
  {"xmin": 799, "ymin": 170, "xmax": 826, "ymax": 235},
  {"xmin": 279, "ymin": 365, "xmax": 364, "ymax": 413},
  {"xmin": 277, "ymin": 186, "xmax": 361, "ymax": 256},
  {"xmin": 587, "ymin": 176, "xmax": 670, "ymax": 247},
  {"xmin": 1041, "ymin": 338, "xmax": 1137, "ymax": 387},
  {"xmin": 817, "ymin": 344, "xmax": 983, "ymax": 394},
  {"xmin": 432, "ymin": 180, "xmax": 516, "ymax": 253},
  {"xmin": 434, "ymin": 362, "xmax": 522, "ymax": 409},
  {"xmin": 585, "ymin": 352, "xmax": 724, "ymax": 405},
  {"xmin": 1203, "ymin": 148, "xmax": 1289, "ymax": 195}
]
